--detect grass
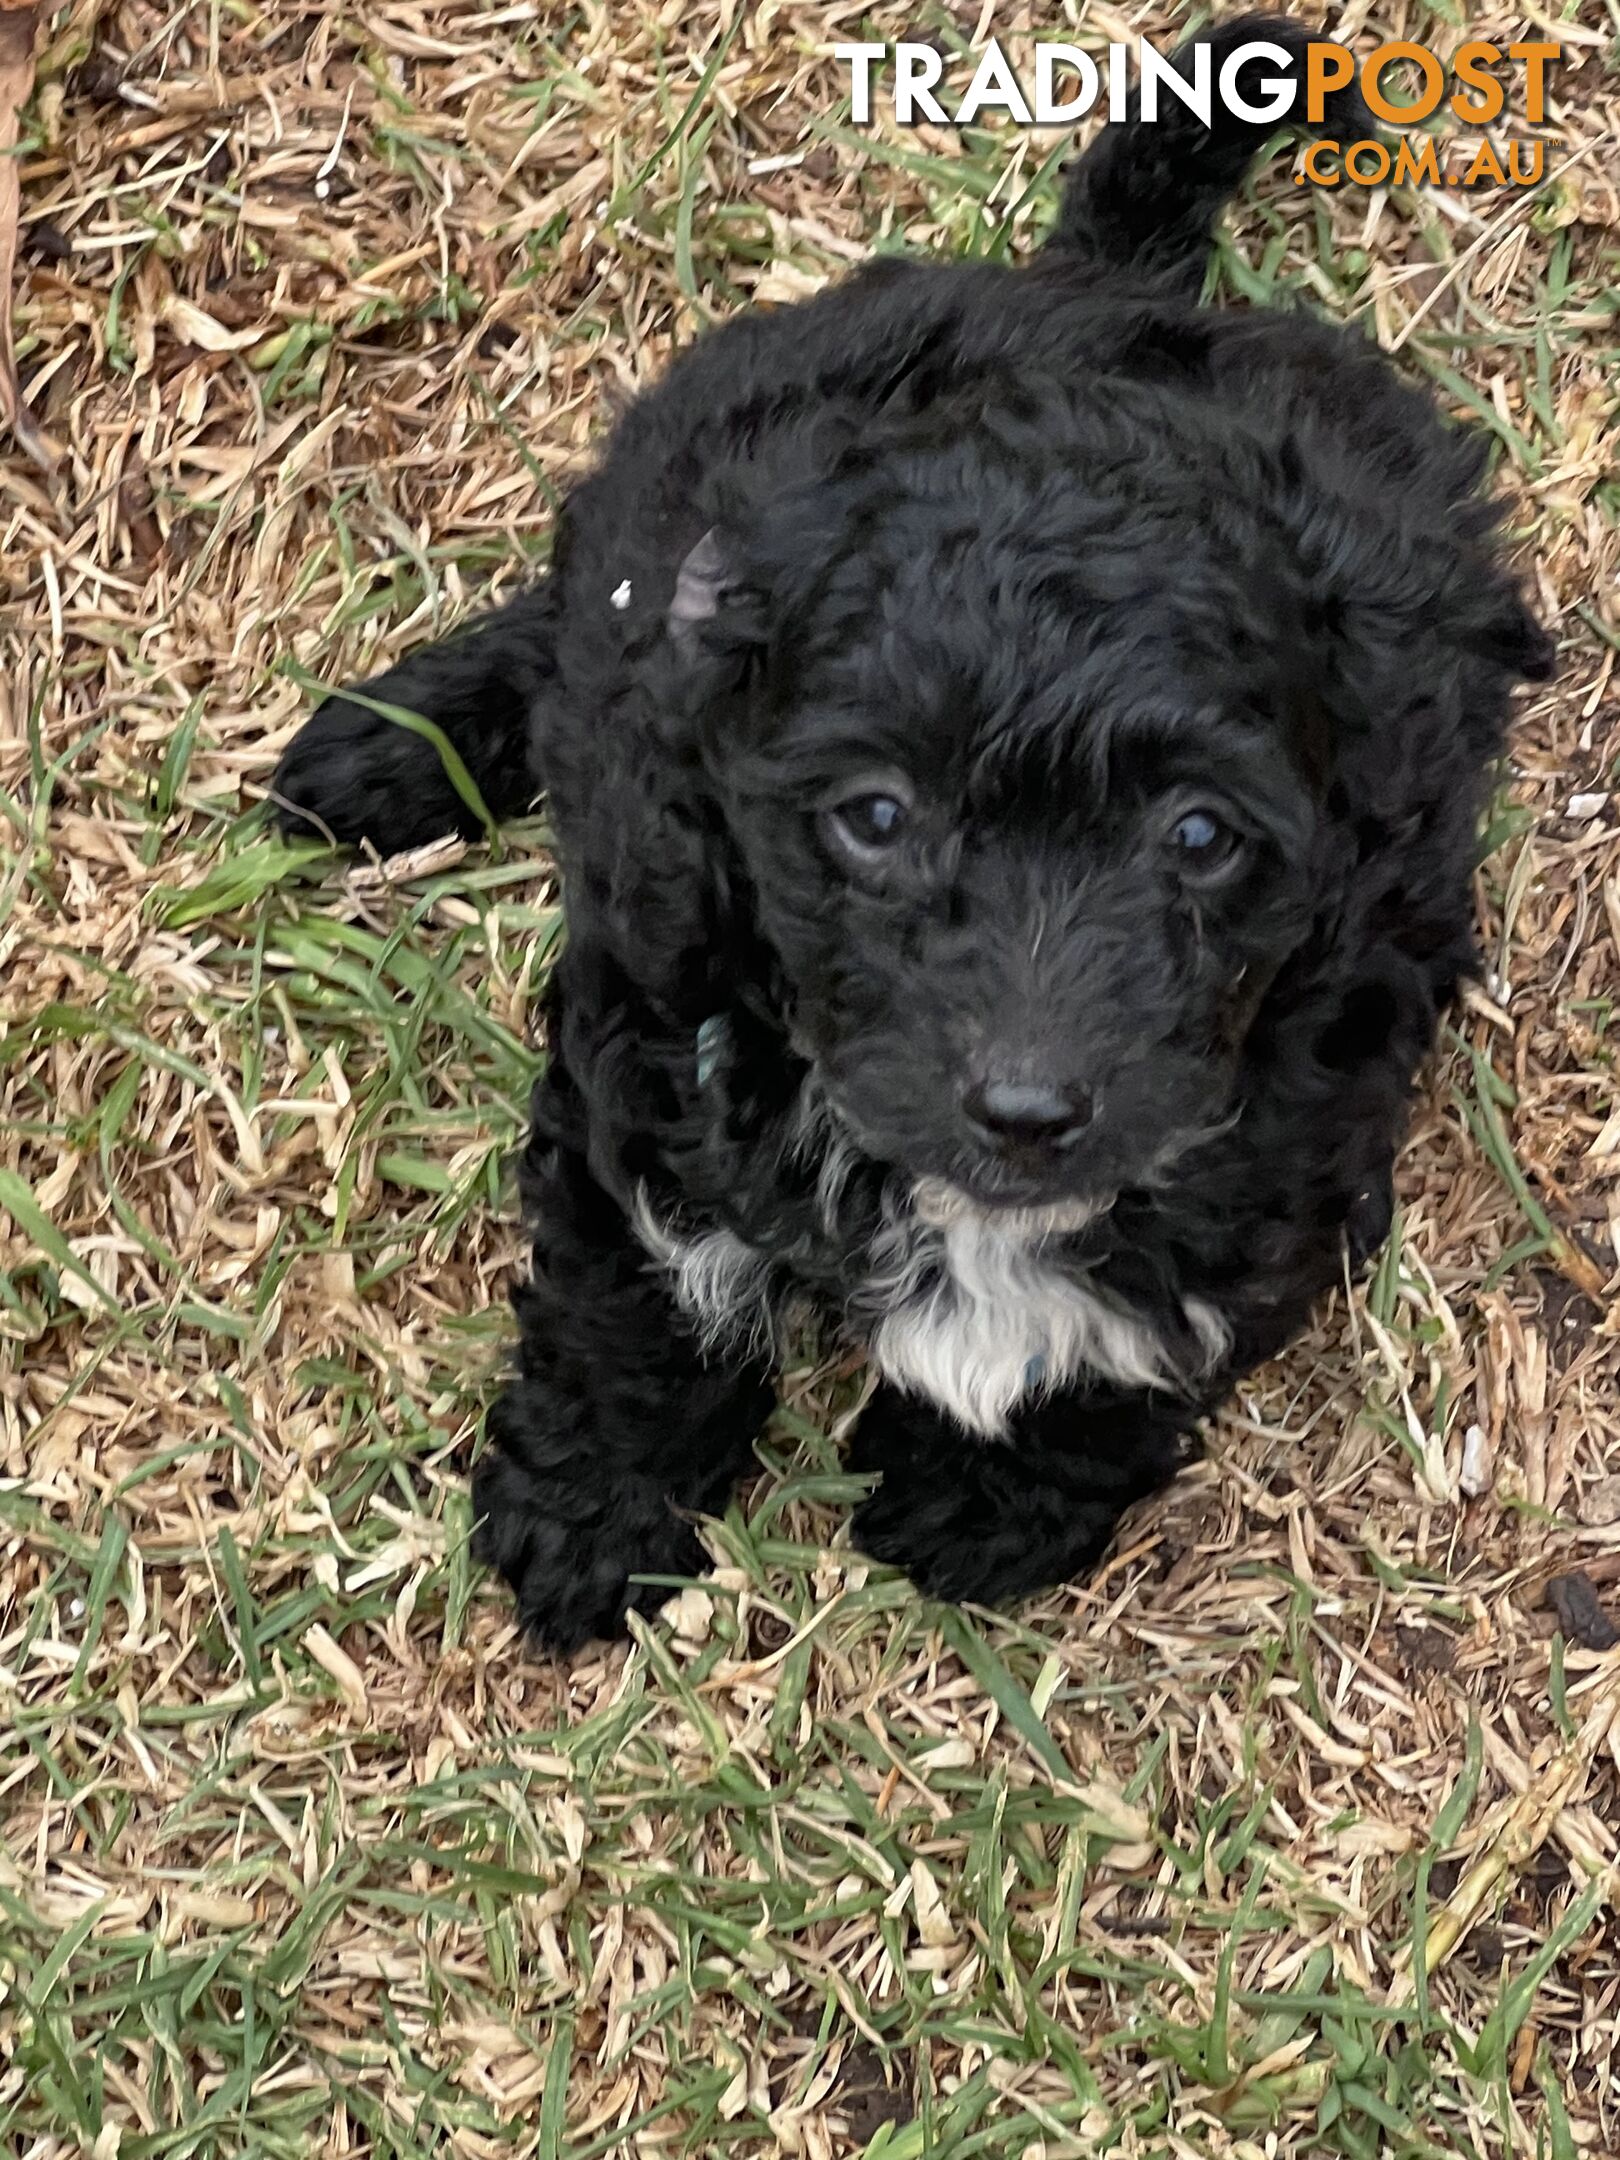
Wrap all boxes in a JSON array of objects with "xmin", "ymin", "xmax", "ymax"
[{"xmin": 3, "ymin": 2, "xmax": 1620, "ymax": 2155}]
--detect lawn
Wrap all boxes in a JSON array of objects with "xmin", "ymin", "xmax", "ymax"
[{"xmin": 3, "ymin": 3, "xmax": 1620, "ymax": 2155}]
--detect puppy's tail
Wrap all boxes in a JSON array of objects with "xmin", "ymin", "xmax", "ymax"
[{"xmin": 1046, "ymin": 16, "xmax": 1372, "ymax": 290}]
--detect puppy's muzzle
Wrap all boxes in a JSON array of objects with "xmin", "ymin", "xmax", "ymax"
[{"xmin": 961, "ymin": 1076, "xmax": 1095, "ymax": 1155}]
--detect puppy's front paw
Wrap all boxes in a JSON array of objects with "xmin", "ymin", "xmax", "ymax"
[
  {"xmin": 852, "ymin": 1479, "xmax": 995, "ymax": 1605},
  {"xmin": 471, "ymin": 1447, "xmax": 709, "ymax": 1655},
  {"xmin": 852, "ymin": 1468, "xmax": 1074, "ymax": 1608},
  {"xmin": 849, "ymin": 1402, "xmax": 1050, "ymax": 1608},
  {"xmin": 273, "ymin": 694, "xmax": 477, "ymax": 854},
  {"xmin": 850, "ymin": 1387, "xmax": 1136, "ymax": 1611}
]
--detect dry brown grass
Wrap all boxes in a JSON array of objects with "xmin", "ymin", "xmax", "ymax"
[{"xmin": 3, "ymin": 3, "xmax": 1619, "ymax": 2155}]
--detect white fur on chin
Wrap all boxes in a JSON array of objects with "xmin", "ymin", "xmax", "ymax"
[{"xmin": 867, "ymin": 1179, "xmax": 1228, "ymax": 1439}]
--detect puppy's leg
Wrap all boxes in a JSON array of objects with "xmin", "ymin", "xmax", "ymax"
[
  {"xmin": 850, "ymin": 1383, "xmax": 1192, "ymax": 1609},
  {"xmin": 473, "ymin": 1081, "xmax": 775, "ymax": 1652},
  {"xmin": 274, "ymin": 581, "xmax": 559, "ymax": 854}
]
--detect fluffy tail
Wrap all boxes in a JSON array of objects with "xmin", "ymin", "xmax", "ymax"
[{"xmin": 1047, "ymin": 15, "xmax": 1372, "ymax": 289}]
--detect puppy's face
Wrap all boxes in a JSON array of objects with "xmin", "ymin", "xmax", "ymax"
[
  {"xmin": 739, "ymin": 694, "xmax": 1317, "ymax": 1213},
  {"xmin": 679, "ymin": 492, "xmax": 1328, "ymax": 1212},
  {"xmin": 797, "ymin": 795, "xmax": 1304, "ymax": 1212}
]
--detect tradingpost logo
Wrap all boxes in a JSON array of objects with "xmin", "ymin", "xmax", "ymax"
[{"xmin": 834, "ymin": 35, "xmax": 1561, "ymax": 189}]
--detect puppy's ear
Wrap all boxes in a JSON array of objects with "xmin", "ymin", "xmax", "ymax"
[
  {"xmin": 667, "ymin": 527, "xmax": 767, "ymax": 677},
  {"xmin": 669, "ymin": 528, "xmax": 731, "ymax": 652}
]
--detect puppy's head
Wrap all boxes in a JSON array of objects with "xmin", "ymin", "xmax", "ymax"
[{"xmin": 665, "ymin": 399, "xmax": 1546, "ymax": 1214}]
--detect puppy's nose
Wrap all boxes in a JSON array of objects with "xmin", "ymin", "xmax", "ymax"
[{"xmin": 963, "ymin": 1077, "xmax": 1093, "ymax": 1150}]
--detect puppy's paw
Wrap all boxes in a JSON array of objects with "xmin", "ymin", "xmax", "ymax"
[
  {"xmin": 852, "ymin": 1470, "xmax": 1094, "ymax": 1609},
  {"xmin": 850, "ymin": 1387, "xmax": 1135, "ymax": 1610},
  {"xmin": 471, "ymin": 1447, "xmax": 709, "ymax": 1654},
  {"xmin": 273, "ymin": 694, "xmax": 478, "ymax": 854},
  {"xmin": 852, "ymin": 1478, "xmax": 1005, "ymax": 1607},
  {"xmin": 850, "ymin": 1417, "xmax": 1062, "ymax": 1611}
]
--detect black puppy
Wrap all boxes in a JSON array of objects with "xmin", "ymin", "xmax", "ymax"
[{"xmin": 275, "ymin": 19, "xmax": 1550, "ymax": 1650}]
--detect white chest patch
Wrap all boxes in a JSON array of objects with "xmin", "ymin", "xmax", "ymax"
[
  {"xmin": 634, "ymin": 1174, "xmax": 1229, "ymax": 1443},
  {"xmin": 864, "ymin": 1183, "xmax": 1228, "ymax": 1440}
]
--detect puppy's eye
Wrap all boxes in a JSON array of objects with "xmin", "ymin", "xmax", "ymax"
[
  {"xmin": 840, "ymin": 795, "xmax": 906, "ymax": 844},
  {"xmin": 827, "ymin": 791, "xmax": 911, "ymax": 859},
  {"xmin": 1172, "ymin": 810, "xmax": 1221, "ymax": 851},
  {"xmin": 1167, "ymin": 807, "xmax": 1241, "ymax": 875}
]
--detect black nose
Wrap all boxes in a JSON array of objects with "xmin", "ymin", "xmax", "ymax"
[{"xmin": 963, "ymin": 1078, "xmax": 1093, "ymax": 1150}]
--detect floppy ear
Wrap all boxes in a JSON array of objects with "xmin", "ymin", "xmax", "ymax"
[
  {"xmin": 568, "ymin": 526, "xmax": 770, "ymax": 1029},
  {"xmin": 668, "ymin": 527, "xmax": 733, "ymax": 655},
  {"xmin": 666, "ymin": 526, "xmax": 769, "ymax": 683}
]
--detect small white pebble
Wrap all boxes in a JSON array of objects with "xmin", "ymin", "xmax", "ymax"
[
  {"xmin": 70, "ymin": 1598, "xmax": 85, "ymax": 1619},
  {"xmin": 1568, "ymin": 792, "xmax": 1607, "ymax": 820},
  {"xmin": 609, "ymin": 578, "xmax": 632, "ymax": 611}
]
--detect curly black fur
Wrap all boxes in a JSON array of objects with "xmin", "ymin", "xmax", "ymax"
[{"xmin": 274, "ymin": 18, "xmax": 1551, "ymax": 1650}]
